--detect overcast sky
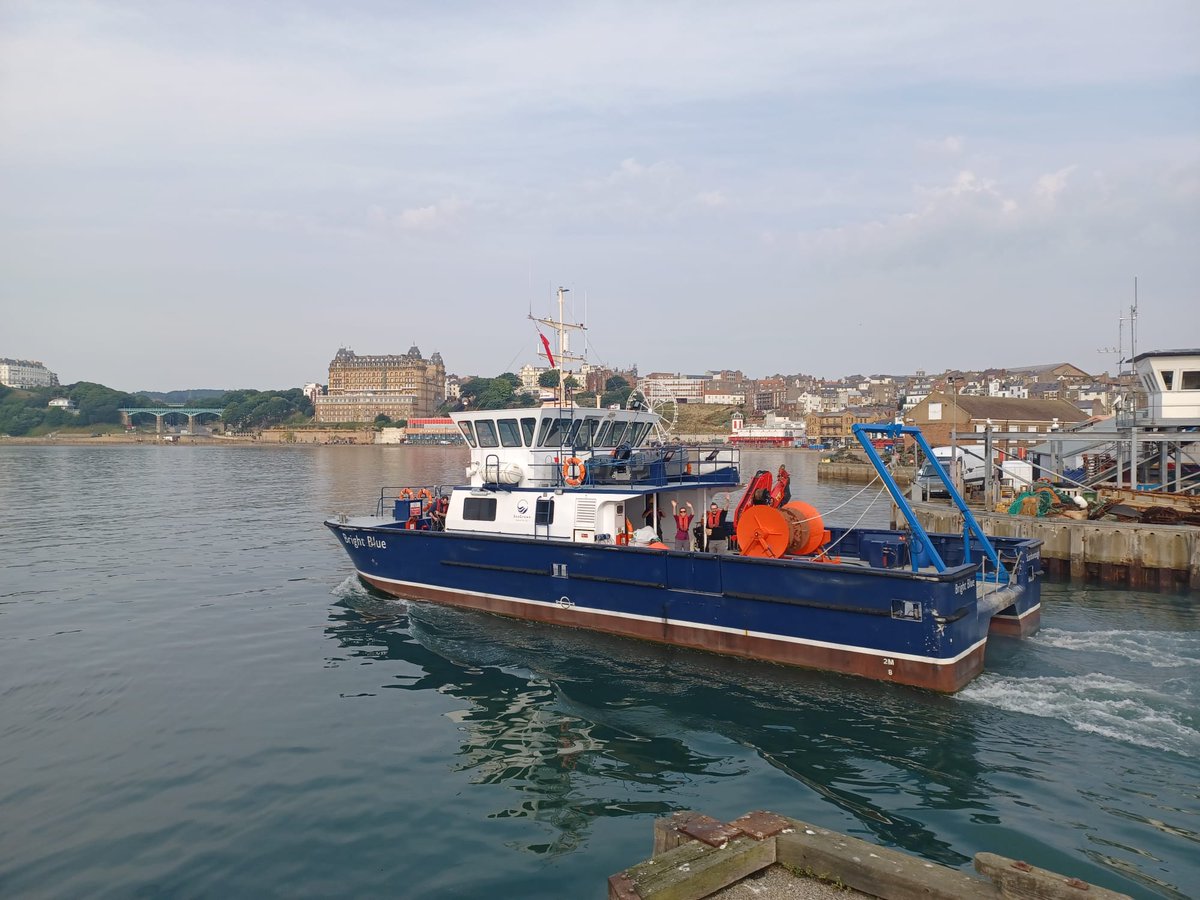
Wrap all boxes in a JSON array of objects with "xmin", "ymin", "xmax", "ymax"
[{"xmin": 2, "ymin": 1, "xmax": 1197, "ymax": 392}]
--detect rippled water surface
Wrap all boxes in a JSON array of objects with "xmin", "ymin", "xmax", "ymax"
[{"xmin": 1, "ymin": 445, "xmax": 1197, "ymax": 898}]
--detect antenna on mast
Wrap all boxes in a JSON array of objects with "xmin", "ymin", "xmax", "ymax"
[{"xmin": 529, "ymin": 285, "xmax": 587, "ymax": 408}]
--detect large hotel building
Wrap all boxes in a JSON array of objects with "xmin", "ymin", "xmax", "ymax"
[
  {"xmin": 0, "ymin": 358, "xmax": 59, "ymax": 389},
  {"xmin": 313, "ymin": 345, "xmax": 446, "ymax": 423}
]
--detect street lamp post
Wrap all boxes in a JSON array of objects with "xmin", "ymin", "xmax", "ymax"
[{"xmin": 949, "ymin": 377, "xmax": 960, "ymax": 494}]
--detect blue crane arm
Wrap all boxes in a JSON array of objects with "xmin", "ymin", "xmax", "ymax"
[{"xmin": 851, "ymin": 423, "xmax": 1006, "ymax": 579}]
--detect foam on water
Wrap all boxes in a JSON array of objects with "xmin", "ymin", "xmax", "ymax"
[
  {"xmin": 961, "ymin": 673, "xmax": 1200, "ymax": 757},
  {"xmin": 1034, "ymin": 628, "xmax": 1200, "ymax": 669},
  {"xmin": 330, "ymin": 575, "xmax": 408, "ymax": 616}
]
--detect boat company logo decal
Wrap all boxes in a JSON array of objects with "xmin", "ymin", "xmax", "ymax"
[
  {"xmin": 342, "ymin": 533, "xmax": 388, "ymax": 550},
  {"xmin": 556, "ymin": 596, "xmax": 574, "ymax": 609},
  {"xmin": 516, "ymin": 500, "xmax": 529, "ymax": 514}
]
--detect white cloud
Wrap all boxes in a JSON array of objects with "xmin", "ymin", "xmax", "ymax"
[
  {"xmin": 792, "ymin": 162, "xmax": 1197, "ymax": 269},
  {"xmin": 1034, "ymin": 165, "xmax": 1078, "ymax": 206},
  {"xmin": 368, "ymin": 199, "xmax": 465, "ymax": 232},
  {"xmin": 920, "ymin": 135, "xmax": 965, "ymax": 155}
]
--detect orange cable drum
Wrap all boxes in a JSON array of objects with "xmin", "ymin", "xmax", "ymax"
[
  {"xmin": 735, "ymin": 506, "xmax": 791, "ymax": 558},
  {"xmin": 782, "ymin": 501, "xmax": 825, "ymax": 556}
]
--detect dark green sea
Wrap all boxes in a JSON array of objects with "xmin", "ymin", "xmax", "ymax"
[{"xmin": 1, "ymin": 445, "xmax": 1196, "ymax": 898}]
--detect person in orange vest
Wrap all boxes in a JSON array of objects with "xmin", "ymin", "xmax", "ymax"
[
  {"xmin": 704, "ymin": 497, "xmax": 730, "ymax": 554},
  {"xmin": 670, "ymin": 499, "xmax": 695, "ymax": 551},
  {"xmin": 431, "ymin": 493, "xmax": 450, "ymax": 530}
]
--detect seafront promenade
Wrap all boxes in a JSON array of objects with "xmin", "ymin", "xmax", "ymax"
[{"xmin": 0, "ymin": 428, "xmax": 377, "ymax": 446}]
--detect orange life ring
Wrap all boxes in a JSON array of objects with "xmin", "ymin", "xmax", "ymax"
[
  {"xmin": 562, "ymin": 456, "xmax": 586, "ymax": 487},
  {"xmin": 417, "ymin": 488, "xmax": 433, "ymax": 500},
  {"xmin": 400, "ymin": 488, "xmax": 415, "ymax": 499}
]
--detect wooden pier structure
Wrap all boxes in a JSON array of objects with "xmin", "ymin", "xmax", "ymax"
[{"xmin": 609, "ymin": 810, "xmax": 1131, "ymax": 899}]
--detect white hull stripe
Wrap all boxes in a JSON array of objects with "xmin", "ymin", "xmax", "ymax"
[{"xmin": 360, "ymin": 571, "xmax": 987, "ymax": 667}]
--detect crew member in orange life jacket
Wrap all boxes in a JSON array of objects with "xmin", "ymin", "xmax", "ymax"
[
  {"xmin": 704, "ymin": 497, "xmax": 730, "ymax": 554},
  {"xmin": 670, "ymin": 499, "xmax": 694, "ymax": 551},
  {"xmin": 431, "ymin": 493, "xmax": 450, "ymax": 530}
]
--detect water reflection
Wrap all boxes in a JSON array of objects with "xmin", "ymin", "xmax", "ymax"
[{"xmin": 325, "ymin": 583, "xmax": 989, "ymax": 864}]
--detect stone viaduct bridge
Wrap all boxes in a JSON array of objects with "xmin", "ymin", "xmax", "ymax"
[{"xmin": 118, "ymin": 408, "xmax": 224, "ymax": 434}]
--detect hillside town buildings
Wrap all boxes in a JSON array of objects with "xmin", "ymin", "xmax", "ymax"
[
  {"xmin": 295, "ymin": 340, "xmax": 1111, "ymax": 445},
  {"xmin": 0, "ymin": 358, "xmax": 59, "ymax": 389},
  {"xmin": 314, "ymin": 345, "xmax": 446, "ymax": 423},
  {"xmin": 904, "ymin": 393, "xmax": 1091, "ymax": 452}
]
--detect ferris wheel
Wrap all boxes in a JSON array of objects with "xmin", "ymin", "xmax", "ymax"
[{"xmin": 626, "ymin": 389, "xmax": 679, "ymax": 443}]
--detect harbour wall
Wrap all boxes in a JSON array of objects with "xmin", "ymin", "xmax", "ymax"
[
  {"xmin": 818, "ymin": 462, "xmax": 914, "ymax": 485},
  {"xmin": 257, "ymin": 427, "xmax": 377, "ymax": 444},
  {"xmin": 904, "ymin": 501, "xmax": 1200, "ymax": 592}
]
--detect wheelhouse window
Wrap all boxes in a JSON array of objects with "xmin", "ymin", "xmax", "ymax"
[
  {"xmin": 598, "ymin": 420, "xmax": 628, "ymax": 448},
  {"xmin": 537, "ymin": 417, "xmax": 571, "ymax": 447},
  {"xmin": 475, "ymin": 420, "xmax": 499, "ymax": 447},
  {"xmin": 497, "ymin": 418, "xmax": 522, "ymax": 448},
  {"xmin": 463, "ymin": 497, "xmax": 497, "ymax": 521},
  {"xmin": 1182, "ymin": 370, "xmax": 1200, "ymax": 390},
  {"xmin": 1162, "ymin": 370, "xmax": 1175, "ymax": 390},
  {"xmin": 575, "ymin": 417, "xmax": 601, "ymax": 448},
  {"xmin": 458, "ymin": 422, "xmax": 477, "ymax": 447},
  {"xmin": 629, "ymin": 422, "xmax": 653, "ymax": 445},
  {"xmin": 520, "ymin": 417, "xmax": 537, "ymax": 446},
  {"xmin": 565, "ymin": 418, "xmax": 583, "ymax": 446}
]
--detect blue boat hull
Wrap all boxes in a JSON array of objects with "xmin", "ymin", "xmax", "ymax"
[{"xmin": 326, "ymin": 521, "xmax": 1043, "ymax": 692}]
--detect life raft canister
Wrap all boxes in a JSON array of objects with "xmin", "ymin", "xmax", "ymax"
[
  {"xmin": 562, "ymin": 456, "xmax": 586, "ymax": 487},
  {"xmin": 614, "ymin": 517, "xmax": 635, "ymax": 545}
]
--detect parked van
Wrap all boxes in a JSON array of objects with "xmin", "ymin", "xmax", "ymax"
[{"xmin": 915, "ymin": 445, "xmax": 990, "ymax": 497}]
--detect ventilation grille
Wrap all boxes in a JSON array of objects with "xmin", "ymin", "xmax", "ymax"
[{"xmin": 574, "ymin": 498, "xmax": 597, "ymax": 527}]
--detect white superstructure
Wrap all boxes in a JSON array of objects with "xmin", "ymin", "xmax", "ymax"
[{"xmin": 1134, "ymin": 349, "xmax": 1200, "ymax": 423}]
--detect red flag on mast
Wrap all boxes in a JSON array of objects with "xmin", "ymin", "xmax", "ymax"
[{"xmin": 539, "ymin": 332, "xmax": 556, "ymax": 368}]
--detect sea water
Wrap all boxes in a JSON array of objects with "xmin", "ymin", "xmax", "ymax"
[{"xmin": 0, "ymin": 445, "xmax": 1196, "ymax": 898}]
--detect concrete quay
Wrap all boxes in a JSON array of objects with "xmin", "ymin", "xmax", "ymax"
[
  {"xmin": 610, "ymin": 810, "xmax": 1130, "ymax": 900},
  {"xmin": 818, "ymin": 461, "xmax": 914, "ymax": 485},
  {"xmin": 905, "ymin": 500, "xmax": 1200, "ymax": 592},
  {"xmin": 815, "ymin": 461, "xmax": 1198, "ymax": 591}
]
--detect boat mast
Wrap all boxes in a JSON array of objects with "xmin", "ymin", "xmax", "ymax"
[{"xmin": 530, "ymin": 286, "xmax": 586, "ymax": 407}]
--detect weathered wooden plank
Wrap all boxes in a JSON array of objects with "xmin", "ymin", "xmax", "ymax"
[
  {"xmin": 974, "ymin": 852, "xmax": 1131, "ymax": 900},
  {"xmin": 776, "ymin": 819, "xmax": 999, "ymax": 900},
  {"xmin": 621, "ymin": 834, "xmax": 776, "ymax": 900}
]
